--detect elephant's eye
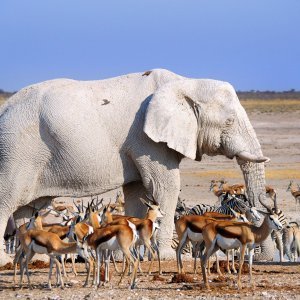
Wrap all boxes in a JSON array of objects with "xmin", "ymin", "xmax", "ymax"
[{"xmin": 225, "ymin": 118, "xmax": 234, "ymax": 126}]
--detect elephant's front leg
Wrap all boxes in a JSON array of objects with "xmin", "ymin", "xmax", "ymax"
[{"xmin": 124, "ymin": 154, "xmax": 181, "ymax": 260}]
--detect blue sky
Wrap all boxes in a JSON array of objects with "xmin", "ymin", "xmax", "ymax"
[{"xmin": 1, "ymin": 1, "xmax": 299, "ymax": 91}]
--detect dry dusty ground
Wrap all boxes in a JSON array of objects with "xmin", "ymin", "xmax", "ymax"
[
  {"xmin": 0, "ymin": 261, "xmax": 300, "ymax": 300},
  {"xmin": 0, "ymin": 99, "xmax": 300, "ymax": 299}
]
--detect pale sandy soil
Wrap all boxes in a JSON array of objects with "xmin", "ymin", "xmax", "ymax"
[
  {"xmin": 0, "ymin": 104, "xmax": 300, "ymax": 299},
  {"xmin": 1, "ymin": 261, "xmax": 300, "ymax": 299}
]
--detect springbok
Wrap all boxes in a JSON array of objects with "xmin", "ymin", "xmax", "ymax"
[
  {"xmin": 282, "ymin": 222, "xmax": 300, "ymax": 261},
  {"xmin": 287, "ymin": 181, "xmax": 300, "ymax": 205},
  {"xmin": 19, "ymin": 226, "xmax": 90, "ymax": 289},
  {"xmin": 200, "ymin": 194, "xmax": 283, "ymax": 290},
  {"xmin": 175, "ymin": 206, "xmax": 258, "ymax": 276},
  {"xmin": 101, "ymin": 197, "xmax": 165, "ymax": 275},
  {"xmin": 209, "ymin": 180, "xmax": 224, "ymax": 198},
  {"xmin": 78, "ymin": 220, "xmax": 139, "ymax": 289},
  {"xmin": 265, "ymin": 185, "xmax": 276, "ymax": 200},
  {"xmin": 219, "ymin": 180, "xmax": 246, "ymax": 195}
]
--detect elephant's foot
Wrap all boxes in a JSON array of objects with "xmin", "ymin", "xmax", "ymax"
[
  {"xmin": 0, "ymin": 252, "xmax": 13, "ymax": 267},
  {"xmin": 158, "ymin": 247, "xmax": 176, "ymax": 260}
]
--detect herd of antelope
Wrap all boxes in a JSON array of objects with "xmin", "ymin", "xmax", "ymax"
[{"xmin": 3, "ymin": 180, "xmax": 300, "ymax": 291}]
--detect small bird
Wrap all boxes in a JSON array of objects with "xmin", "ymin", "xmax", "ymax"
[
  {"xmin": 102, "ymin": 99, "xmax": 110, "ymax": 105},
  {"xmin": 142, "ymin": 70, "xmax": 152, "ymax": 76}
]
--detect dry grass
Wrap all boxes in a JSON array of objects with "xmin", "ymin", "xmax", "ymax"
[
  {"xmin": 183, "ymin": 167, "xmax": 300, "ymax": 180},
  {"xmin": 240, "ymin": 99, "xmax": 300, "ymax": 113}
]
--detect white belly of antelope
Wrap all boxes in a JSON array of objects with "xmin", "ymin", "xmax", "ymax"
[
  {"xmin": 216, "ymin": 235, "xmax": 241, "ymax": 250},
  {"xmin": 187, "ymin": 228, "xmax": 203, "ymax": 242},
  {"xmin": 98, "ymin": 236, "xmax": 120, "ymax": 251}
]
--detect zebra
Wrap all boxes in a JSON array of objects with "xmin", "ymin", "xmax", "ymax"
[
  {"xmin": 189, "ymin": 193, "xmax": 254, "ymax": 217},
  {"xmin": 174, "ymin": 197, "xmax": 190, "ymax": 221},
  {"xmin": 172, "ymin": 197, "xmax": 192, "ymax": 255}
]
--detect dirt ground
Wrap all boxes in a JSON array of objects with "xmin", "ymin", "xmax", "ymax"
[
  {"xmin": 1, "ymin": 261, "xmax": 300, "ymax": 300},
  {"xmin": 0, "ymin": 100, "xmax": 300, "ymax": 299}
]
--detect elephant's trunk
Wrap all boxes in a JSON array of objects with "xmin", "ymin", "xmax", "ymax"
[
  {"xmin": 240, "ymin": 160, "xmax": 266, "ymax": 208},
  {"xmin": 231, "ymin": 116, "xmax": 275, "ymax": 261},
  {"xmin": 239, "ymin": 160, "xmax": 275, "ymax": 261}
]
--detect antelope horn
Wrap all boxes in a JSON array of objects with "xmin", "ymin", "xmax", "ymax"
[
  {"xmin": 81, "ymin": 199, "xmax": 84, "ymax": 212},
  {"xmin": 273, "ymin": 194, "xmax": 279, "ymax": 214},
  {"xmin": 140, "ymin": 197, "xmax": 152, "ymax": 208},
  {"xmin": 90, "ymin": 198, "xmax": 96, "ymax": 210},
  {"xmin": 258, "ymin": 193, "xmax": 273, "ymax": 214},
  {"xmin": 73, "ymin": 199, "xmax": 80, "ymax": 212},
  {"xmin": 96, "ymin": 198, "xmax": 104, "ymax": 210},
  {"xmin": 40, "ymin": 209, "xmax": 53, "ymax": 218},
  {"xmin": 31, "ymin": 203, "xmax": 37, "ymax": 217}
]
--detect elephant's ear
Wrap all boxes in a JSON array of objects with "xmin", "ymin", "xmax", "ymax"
[{"xmin": 144, "ymin": 80, "xmax": 199, "ymax": 160}]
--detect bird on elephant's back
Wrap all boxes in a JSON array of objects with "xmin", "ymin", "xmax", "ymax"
[{"xmin": 0, "ymin": 69, "xmax": 272, "ymax": 266}]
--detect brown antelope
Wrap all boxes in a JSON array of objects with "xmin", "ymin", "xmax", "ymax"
[
  {"xmin": 219, "ymin": 180, "xmax": 246, "ymax": 195},
  {"xmin": 175, "ymin": 208, "xmax": 255, "ymax": 275},
  {"xmin": 16, "ymin": 211, "xmax": 93, "ymax": 280},
  {"xmin": 175, "ymin": 214, "xmax": 216, "ymax": 274},
  {"xmin": 37, "ymin": 211, "xmax": 94, "ymax": 278},
  {"xmin": 13, "ymin": 210, "xmax": 53, "ymax": 283},
  {"xmin": 287, "ymin": 181, "xmax": 300, "ymax": 205},
  {"xmin": 200, "ymin": 194, "xmax": 283, "ymax": 290},
  {"xmin": 282, "ymin": 222, "xmax": 300, "ymax": 261},
  {"xmin": 113, "ymin": 191, "xmax": 125, "ymax": 214},
  {"xmin": 19, "ymin": 226, "xmax": 90, "ymax": 289},
  {"xmin": 209, "ymin": 180, "xmax": 224, "ymax": 198},
  {"xmin": 77, "ymin": 220, "xmax": 139, "ymax": 289},
  {"xmin": 265, "ymin": 185, "xmax": 276, "ymax": 200},
  {"xmin": 101, "ymin": 197, "xmax": 165, "ymax": 275}
]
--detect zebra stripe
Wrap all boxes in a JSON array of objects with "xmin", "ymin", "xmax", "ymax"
[{"xmin": 189, "ymin": 195, "xmax": 251, "ymax": 216}]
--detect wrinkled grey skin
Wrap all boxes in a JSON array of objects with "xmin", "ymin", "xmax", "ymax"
[{"xmin": 0, "ymin": 69, "xmax": 271, "ymax": 265}]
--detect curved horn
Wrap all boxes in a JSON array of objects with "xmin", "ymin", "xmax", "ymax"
[
  {"xmin": 140, "ymin": 198, "xmax": 152, "ymax": 208},
  {"xmin": 95, "ymin": 197, "xmax": 103, "ymax": 210},
  {"xmin": 258, "ymin": 193, "xmax": 273, "ymax": 213},
  {"xmin": 237, "ymin": 151, "xmax": 270, "ymax": 163},
  {"xmin": 73, "ymin": 199, "xmax": 81, "ymax": 212}
]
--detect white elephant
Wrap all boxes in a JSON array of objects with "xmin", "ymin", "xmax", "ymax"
[{"xmin": 0, "ymin": 69, "xmax": 271, "ymax": 266}]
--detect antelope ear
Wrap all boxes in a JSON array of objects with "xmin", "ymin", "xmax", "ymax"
[{"xmin": 144, "ymin": 80, "xmax": 199, "ymax": 160}]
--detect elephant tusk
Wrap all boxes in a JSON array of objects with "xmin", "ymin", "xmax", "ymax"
[{"xmin": 237, "ymin": 151, "xmax": 270, "ymax": 163}]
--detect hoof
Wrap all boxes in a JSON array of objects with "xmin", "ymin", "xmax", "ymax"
[{"xmin": 130, "ymin": 283, "xmax": 137, "ymax": 290}]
